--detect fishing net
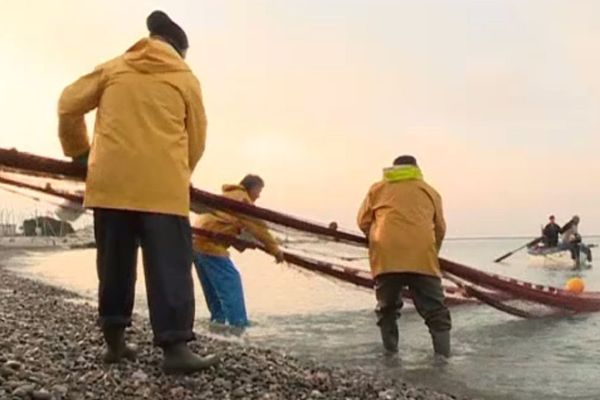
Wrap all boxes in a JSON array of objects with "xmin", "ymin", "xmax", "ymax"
[{"xmin": 2, "ymin": 148, "xmax": 600, "ymax": 318}]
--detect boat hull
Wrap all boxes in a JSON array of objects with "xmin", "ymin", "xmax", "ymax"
[{"xmin": 527, "ymin": 246, "xmax": 592, "ymax": 269}]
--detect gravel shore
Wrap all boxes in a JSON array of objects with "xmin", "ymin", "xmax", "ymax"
[{"xmin": 0, "ymin": 250, "xmax": 465, "ymax": 400}]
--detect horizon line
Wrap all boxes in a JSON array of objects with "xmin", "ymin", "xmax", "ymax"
[{"xmin": 445, "ymin": 234, "xmax": 600, "ymax": 241}]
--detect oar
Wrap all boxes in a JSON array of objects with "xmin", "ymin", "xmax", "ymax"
[{"xmin": 494, "ymin": 236, "xmax": 543, "ymax": 263}]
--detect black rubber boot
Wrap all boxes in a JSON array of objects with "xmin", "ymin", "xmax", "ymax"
[
  {"xmin": 379, "ymin": 319, "xmax": 399, "ymax": 353},
  {"xmin": 431, "ymin": 330, "xmax": 450, "ymax": 358},
  {"xmin": 102, "ymin": 326, "xmax": 137, "ymax": 363},
  {"xmin": 162, "ymin": 343, "xmax": 219, "ymax": 375}
]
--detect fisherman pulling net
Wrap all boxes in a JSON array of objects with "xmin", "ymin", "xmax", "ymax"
[{"xmin": 2, "ymin": 148, "xmax": 600, "ymax": 324}]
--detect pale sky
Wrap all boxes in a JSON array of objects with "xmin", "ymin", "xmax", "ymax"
[{"xmin": 1, "ymin": 0, "xmax": 600, "ymax": 237}]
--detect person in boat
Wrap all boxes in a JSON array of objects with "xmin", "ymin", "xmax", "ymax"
[
  {"xmin": 560, "ymin": 215, "xmax": 592, "ymax": 263},
  {"xmin": 357, "ymin": 155, "xmax": 450, "ymax": 357},
  {"xmin": 192, "ymin": 175, "xmax": 285, "ymax": 331},
  {"xmin": 57, "ymin": 11, "xmax": 218, "ymax": 373},
  {"xmin": 542, "ymin": 215, "xmax": 561, "ymax": 247}
]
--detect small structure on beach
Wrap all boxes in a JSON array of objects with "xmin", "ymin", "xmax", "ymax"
[{"xmin": 22, "ymin": 216, "xmax": 74, "ymax": 237}]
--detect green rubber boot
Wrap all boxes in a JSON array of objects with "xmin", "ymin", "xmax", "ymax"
[
  {"xmin": 379, "ymin": 319, "xmax": 399, "ymax": 353},
  {"xmin": 102, "ymin": 326, "xmax": 137, "ymax": 363},
  {"xmin": 431, "ymin": 330, "xmax": 451, "ymax": 358},
  {"xmin": 162, "ymin": 343, "xmax": 219, "ymax": 375}
]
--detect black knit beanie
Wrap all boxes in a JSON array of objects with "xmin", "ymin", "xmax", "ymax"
[
  {"xmin": 146, "ymin": 10, "xmax": 189, "ymax": 57},
  {"xmin": 393, "ymin": 155, "xmax": 418, "ymax": 166}
]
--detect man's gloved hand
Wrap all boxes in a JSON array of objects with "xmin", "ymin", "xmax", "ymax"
[{"xmin": 73, "ymin": 151, "xmax": 89, "ymax": 166}]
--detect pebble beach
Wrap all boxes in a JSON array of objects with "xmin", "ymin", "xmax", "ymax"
[{"xmin": 0, "ymin": 249, "xmax": 466, "ymax": 400}]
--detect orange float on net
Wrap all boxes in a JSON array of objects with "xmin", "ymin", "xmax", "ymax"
[{"xmin": 565, "ymin": 277, "xmax": 585, "ymax": 294}]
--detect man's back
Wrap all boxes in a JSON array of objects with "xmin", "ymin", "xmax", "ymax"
[
  {"xmin": 358, "ymin": 172, "xmax": 445, "ymax": 278},
  {"xmin": 59, "ymin": 38, "xmax": 206, "ymax": 216},
  {"xmin": 368, "ymin": 180, "xmax": 439, "ymax": 242}
]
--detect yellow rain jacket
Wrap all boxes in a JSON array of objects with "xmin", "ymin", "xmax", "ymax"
[
  {"xmin": 58, "ymin": 38, "xmax": 207, "ymax": 216},
  {"xmin": 357, "ymin": 165, "xmax": 446, "ymax": 278},
  {"xmin": 193, "ymin": 185, "xmax": 280, "ymax": 257}
]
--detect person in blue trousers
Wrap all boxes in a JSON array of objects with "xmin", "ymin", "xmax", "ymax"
[{"xmin": 192, "ymin": 175, "xmax": 285, "ymax": 329}]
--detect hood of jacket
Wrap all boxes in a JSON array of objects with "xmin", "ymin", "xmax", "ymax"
[
  {"xmin": 222, "ymin": 184, "xmax": 247, "ymax": 194},
  {"xmin": 383, "ymin": 165, "xmax": 423, "ymax": 182},
  {"xmin": 123, "ymin": 38, "xmax": 190, "ymax": 73}
]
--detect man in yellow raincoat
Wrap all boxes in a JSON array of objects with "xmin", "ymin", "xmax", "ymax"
[
  {"xmin": 193, "ymin": 175, "xmax": 284, "ymax": 330},
  {"xmin": 58, "ymin": 11, "xmax": 217, "ymax": 373},
  {"xmin": 357, "ymin": 155, "xmax": 450, "ymax": 356}
]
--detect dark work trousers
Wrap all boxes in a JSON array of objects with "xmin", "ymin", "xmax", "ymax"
[
  {"xmin": 375, "ymin": 272, "xmax": 451, "ymax": 350},
  {"xmin": 94, "ymin": 208, "xmax": 195, "ymax": 346},
  {"xmin": 560, "ymin": 241, "xmax": 592, "ymax": 263}
]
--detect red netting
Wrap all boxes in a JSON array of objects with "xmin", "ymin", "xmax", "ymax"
[{"xmin": 2, "ymin": 148, "xmax": 600, "ymax": 318}]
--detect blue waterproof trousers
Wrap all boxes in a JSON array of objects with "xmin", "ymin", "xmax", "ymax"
[{"xmin": 193, "ymin": 252, "xmax": 249, "ymax": 327}]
